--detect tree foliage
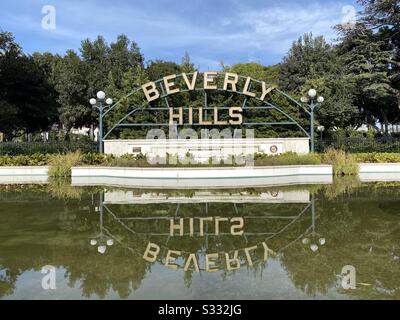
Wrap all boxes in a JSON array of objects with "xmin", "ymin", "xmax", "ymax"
[{"xmin": 0, "ymin": 31, "xmax": 58, "ymax": 139}]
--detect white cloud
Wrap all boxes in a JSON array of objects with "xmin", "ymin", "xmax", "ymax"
[{"xmin": 0, "ymin": 0, "xmax": 355, "ymax": 66}]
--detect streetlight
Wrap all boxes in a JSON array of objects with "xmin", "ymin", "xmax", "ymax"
[
  {"xmin": 89, "ymin": 192, "xmax": 114, "ymax": 254},
  {"xmin": 301, "ymin": 194, "xmax": 326, "ymax": 252},
  {"xmin": 317, "ymin": 125, "xmax": 325, "ymax": 139},
  {"xmin": 90, "ymin": 91, "xmax": 113, "ymax": 153},
  {"xmin": 300, "ymin": 89, "xmax": 324, "ymax": 152}
]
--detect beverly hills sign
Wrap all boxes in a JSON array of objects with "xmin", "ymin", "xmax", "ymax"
[
  {"xmin": 141, "ymin": 72, "xmax": 275, "ymax": 126},
  {"xmin": 103, "ymin": 72, "xmax": 312, "ymax": 157},
  {"xmin": 142, "ymin": 216, "xmax": 276, "ymax": 272}
]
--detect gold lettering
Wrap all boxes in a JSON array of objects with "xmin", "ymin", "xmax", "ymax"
[
  {"xmin": 215, "ymin": 217, "xmax": 229, "ymax": 235},
  {"xmin": 204, "ymin": 71, "xmax": 218, "ymax": 90},
  {"xmin": 260, "ymin": 82, "xmax": 275, "ymax": 100},
  {"xmin": 198, "ymin": 107, "xmax": 212, "ymax": 125},
  {"xmin": 261, "ymin": 242, "xmax": 276, "ymax": 261},
  {"xmin": 229, "ymin": 107, "xmax": 243, "ymax": 125},
  {"xmin": 199, "ymin": 217, "xmax": 213, "ymax": 236},
  {"xmin": 214, "ymin": 107, "xmax": 228, "ymax": 125},
  {"xmin": 142, "ymin": 82, "xmax": 160, "ymax": 102},
  {"xmin": 143, "ymin": 242, "xmax": 160, "ymax": 262},
  {"xmin": 188, "ymin": 107, "xmax": 193, "ymax": 125},
  {"xmin": 182, "ymin": 72, "xmax": 198, "ymax": 90},
  {"xmin": 225, "ymin": 251, "xmax": 240, "ymax": 271},
  {"xmin": 170, "ymin": 218, "xmax": 184, "ymax": 236},
  {"xmin": 184, "ymin": 253, "xmax": 200, "ymax": 272},
  {"xmin": 242, "ymin": 77, "xmax": 256, "ymax": 97},
  {"xmin": 230, "ymin": 217, "xmax": 244, "ymax": 235},
  {"xmin": 169, "ymin": 107, "xmax": 183, "ymax": 125},
  {"xmin": 205, "ymin": 253, "xmax": 219, "ymax": 272},
  {"xmin": 163, "ymin": 74, "xmax": 179, "ymax": 95},
  {"xmin": 165, "ymin": 250, "xmax": 181, "ymax": 270},
  {"xmin": 223, "ymin": 72, "xmax": 238, "ymax": 92},
  {"xmin": 244, "ymin": 246, "xmax": 258, "ymax": 267}
]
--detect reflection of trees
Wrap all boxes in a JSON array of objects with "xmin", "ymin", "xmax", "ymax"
[
  {"xmin": 281, "ymin": 187, "xmax": 400, "ymax": 299},
  {"xmin": 0, "ymin": 268, "xmax": 20, "ymax": 298},
  {"xmin": 0, "ymin": 189, "xmax": 149, "ymax": 299}
]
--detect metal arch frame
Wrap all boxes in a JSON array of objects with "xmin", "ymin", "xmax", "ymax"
[
  {"xmin": 99, "ymin": 73, "xmax": 318, "ymax": 151},
  {"xmin": 92, "ymin": 193, "xmax": 318, "ymax": 270}
]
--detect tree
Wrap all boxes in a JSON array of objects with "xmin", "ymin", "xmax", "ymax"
[
  {"xmin": 0, "ymin": 31, "xmax": 58, "ymax": 140},
  {"xmin": 279, "ymin": 33, "xmax": 335, "ymax": 93},
  {"xmin": 80, "ymin": 36, "xmax": 110, "ymax": 104},
  {"xmin": 109, "ymin": 34, "xmax": 144, "ymax": 89},
  {"xmin": 181, "ymin": 51, "xmax": 196, "ymax": 73},
  {"xmin": 104, "ymin": 65, "xmax": 149, "ymax": 139},
  {"xmin": 337, "ymin": 22, "xmax": 397, "ymax": 134},
  {"xmin": 359, "ymin": 0, "xmax": 400, "ymax": 126},
  {"xmin": 224, "ymin": 62, "xmax": 280, "ymax": 85},
  {"xmin": 307, "ymin": 71, "xmax": 360, "ymax": 131},
  {"xmin": 53, "ymin": 50, "xmax": 88, "ymax": 134},
  {"xmin": 146, "ymin": 60, "xmax": 182, "ymax": 81}
]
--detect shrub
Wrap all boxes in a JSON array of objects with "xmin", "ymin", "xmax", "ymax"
[
  {"xmin": 46, "ymin": 177, "xmax": 84, "ymax": 200},
  {"xmin": 48, "ymin": 151, "xmax": 83, "ymax": 177},
  {"xmin": 254, "ymin": 152, "xmax": 321, "ymax": 166},
  {"xmin": 82, "ymin": 152, "xmax": 108, "ymax": 165},
  {"xmin": 103, "ymin": 153, "xmax": 149, "ymax": 167},
  {"xmin": 0, "ymin": 141, "xmax": 97, "ymax": 155},
  {"xmin": 322, "ymin": 148, "xmax": 359, "ymax": 176},
  {"xmin": 354, "ymin": 152, "xmax": 400, "ymax": 163},
  {"xmin": 0, "ymin": 153, "xmax": 49, "ymax": 166}
]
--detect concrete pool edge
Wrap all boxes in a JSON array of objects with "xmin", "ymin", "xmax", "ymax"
[
  {"xmin": 70, "ymin": 165, "xmax": 334, "ymax": 188},
  {"xmin": 1, "ymin": 163, "xmax": 400, "ymax": 186}
]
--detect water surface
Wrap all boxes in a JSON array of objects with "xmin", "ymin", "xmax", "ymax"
[{"xmin": 0, "ymin": 180, "xmax": 399, "ymax": 299}]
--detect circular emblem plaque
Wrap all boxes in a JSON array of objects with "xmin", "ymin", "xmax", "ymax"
[{"xmin": 270, "ymin": 145, "xmax": 278, "ymax": 154}]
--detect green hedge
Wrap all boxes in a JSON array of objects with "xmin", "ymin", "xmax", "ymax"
[
  {"xmin": 316, "ymin": 138, "xmax": 400, "ymax": 153},
  {"xmin": 354, "ymin": 152, "xmax": 400, "ymax": 163},
  {"xmin": 0, "ymin": 153, "xmax": 49, "ymax": 166},
  {"xmin": 0, "ymin": 151, "xmax": 399, "ymax": 178},
  {"xmin": 0, "ymin": 141, "xmax": 97, "ymax": 156}
]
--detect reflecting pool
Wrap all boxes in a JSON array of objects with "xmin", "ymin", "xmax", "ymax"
[{"xmin": 0, "ymin": 179, "xmax": 399, "ymax": 299}]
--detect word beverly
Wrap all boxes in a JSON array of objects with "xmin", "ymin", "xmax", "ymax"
[
  {"xmin": 141, "ymin": 72, "xmax": 275, "ymax": 102},
  {"xmin": 143, "ymin": 241, "xmax": 275, "ymax": 272}
]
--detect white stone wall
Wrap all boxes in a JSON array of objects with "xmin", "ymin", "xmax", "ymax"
[
  {"xmin": 103, "ymin": 190, "xmax": 311, "ymax": 204},
  {"xmin": 0, "ymin": 166, "xmax": 49, "ymax": 184},
  {"xmin": 359, "ymin": 163, "xmax": 400, "ymax": 182},
  {"xmin": 71, "ymin": 165, "xmax": 332, "ymax": 188},
  {"xmin": 104, "ymin": 138, "xmax": 310, "ymax": 158}
]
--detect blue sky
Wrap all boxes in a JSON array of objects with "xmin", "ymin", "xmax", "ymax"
[{"xmin": 0, "ymin": 0, "xmax": 359, "ymax": 69}]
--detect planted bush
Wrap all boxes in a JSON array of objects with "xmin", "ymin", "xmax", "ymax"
[
  {"xmin": 0, "ymin": 141, "xmax": 97, "ymax": 155},
  {"xmin": 254, "ymin": 152, "xmax": 321, "ymax": 166},
  {"xmin": 0, "ymin": 153, "xmax": 49, "ymax": 166},
  {"xmin": 354, "ymin": 152, "xmax": 400, "ymax": 163},
  {"xmin": 322, "ymin": 148, "xmax": 359, "ymax": 176},
  {"xmin": 48, "ymin": 151, "xmax": 83, "ymax": 178},
  {"xmin": 2, "ymin": 150, "xmax": 400, "ymax": 177}
]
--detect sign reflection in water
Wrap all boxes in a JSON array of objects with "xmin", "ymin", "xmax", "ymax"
[
  {"xmin": 90, "ymin": 189, "xmax": 323, "ymax": 272},
  {"xmin": 2, "ymin": 182, "xmax": 400, "ymax": 299}
]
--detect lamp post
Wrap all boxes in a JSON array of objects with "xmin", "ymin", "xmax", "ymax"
[
  {"xmin": 317, "ymin": 125, "xmax": 325, "ymax": 140},
  {"xmin": 89, "ymin": 192, "xmax": 114, "ymax": 254},
  {"xmin": 301, "ymin": 194, "xmax": 326, "ymax": 252},
  {"xmin": 300, "ymin": 89, "xmax": 324, "ymax": 152},
  {"xmin": 90, "ymin": 91, "xmax": 113, "ymax": 153}
]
